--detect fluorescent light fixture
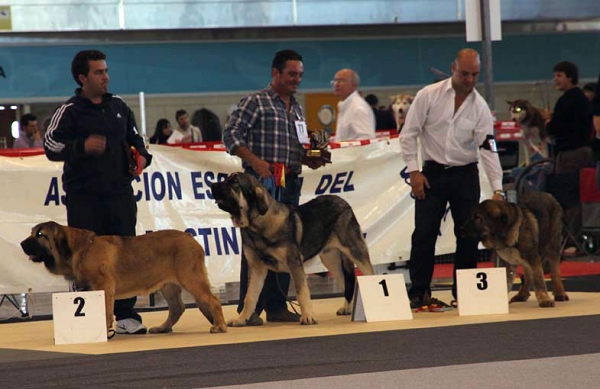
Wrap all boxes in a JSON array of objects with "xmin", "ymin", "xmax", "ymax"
[{"xmin": 11, "ymin": 121, "xmax": 19, "ymax": 139}]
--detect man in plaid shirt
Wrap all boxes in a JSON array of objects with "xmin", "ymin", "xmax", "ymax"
[{"xmin": 223, "ymin": 49, "xmax": 325, "ymax": 325}]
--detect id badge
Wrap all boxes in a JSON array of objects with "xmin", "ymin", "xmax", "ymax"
[{"xmin": 295, "ymin": 120, "xmax": 310, "ymax": 144}]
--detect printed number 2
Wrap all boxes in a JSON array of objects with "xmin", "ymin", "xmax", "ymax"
[
  {"xmin": 379, "ymin": 279, "xmax": 389, "ymax": 297},
  {"xmin": 74, "ymin": 297, "xmax": 86, "ymax": 317},
  {"xmin": 476, "ymin": 272, "xmax": 488, "ymax": 291}
]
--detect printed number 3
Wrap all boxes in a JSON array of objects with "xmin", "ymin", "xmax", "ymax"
[
  {"xmin": 74, "ymin": 297, "xmax": 86, "ymax": 317},
  {"xmin": 379, "ymin": 279, "xmax": 389, "ymax": 297},
  {"xmin": 476, "ymin": 272, "xmax": 488, "ymax": 291}
]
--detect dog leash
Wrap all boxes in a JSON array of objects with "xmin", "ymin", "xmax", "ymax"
[{"xmin": 260, "ymin": 163, "xmax": 289, "ymax": 202}]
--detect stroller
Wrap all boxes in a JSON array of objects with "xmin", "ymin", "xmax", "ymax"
[{"xmin": 514, "ymin": 158, "xmax": 600, "ymax": 255}]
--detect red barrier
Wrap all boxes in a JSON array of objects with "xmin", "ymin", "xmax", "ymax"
[{"xmin": 0, "ymin": 135, "xmax": 400, "ymax": 157}]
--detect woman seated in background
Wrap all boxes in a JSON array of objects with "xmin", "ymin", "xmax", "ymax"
[{"xmin": 149, "ymin": 118, "xmax": 172, "ymax": 144}]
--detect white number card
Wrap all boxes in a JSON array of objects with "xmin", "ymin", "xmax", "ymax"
[
  {"xmin": 295, "ymin": 120, "xmax": 310, "ymax": 144},
  {"xmin": 352, "ymin": 274, "xmax": 413, "ymax": 322},
  {"xmin": 456, "ymin": 268, "xmax": 509, "ymax": 316}
]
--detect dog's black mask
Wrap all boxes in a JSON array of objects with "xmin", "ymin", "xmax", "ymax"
[
  {"xmin": 20, "ymin": 236, "xmax": 56, "ymax": 269},
  {"xmin": 211, "ymin": 179, "xmax": 241, "ymax": 218}
]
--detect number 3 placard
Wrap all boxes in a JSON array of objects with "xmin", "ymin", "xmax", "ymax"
[
  {"xmin": 456, "ymin": 268, "xmax": 509, "ymax": 316},
  {"xmin": 52, "ymin": 291, "xmax": 107, "ymax": 345},
  {"xmin": 352, "ymin": 274, "xmax": 413, "ymax": 322}
]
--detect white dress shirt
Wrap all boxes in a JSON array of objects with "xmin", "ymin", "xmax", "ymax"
[
  {"xmin": 335, "ymin": 91, "xmax": 376, "ymax": 141},
  {"xmin": 167, "ymin": 125, "xmax": 202, "ymax": 144},
  {"xmin": 400, "ymin": 78, "xmax": 503, "ymax": 191}
]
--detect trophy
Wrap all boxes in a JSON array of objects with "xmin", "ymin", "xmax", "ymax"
[{"xmin": 305, "ymin": 128, "xmax": 332, "ymax": 164}]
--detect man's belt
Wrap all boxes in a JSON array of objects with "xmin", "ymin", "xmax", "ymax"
[{"xmin": 423, "ymin": 160, "xmax": 478, "ymax": 172}]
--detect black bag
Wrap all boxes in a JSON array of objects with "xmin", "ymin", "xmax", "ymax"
[{"xmin": 545, "ymin": 171, "xmax": 580, "ymax": 208}]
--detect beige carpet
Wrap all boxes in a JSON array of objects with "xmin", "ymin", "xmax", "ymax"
[{"xmin": 2, "ymin": 291, "xmax": 599, "ymax": 356}]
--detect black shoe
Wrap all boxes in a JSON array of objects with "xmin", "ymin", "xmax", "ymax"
[
  {"xmin": 266, "ymin": 309, "xmax": 301, "ymax": 322},
  {"xmin": 409, "ymin": 292, "xmax": 431, "ymax": 309},
  {"xmin": 246, "ymin": 312, "xmax": 264, "ymax": 326}
]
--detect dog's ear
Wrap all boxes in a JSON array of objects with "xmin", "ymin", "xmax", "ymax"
[
  {"xmin": 407, "ymin": 96, "xmax": 414, "ymax": 103},
  {"xmin": 254, "ymin": 186, "xmax": 269, "ymax": 215},
  {"xmin": 488, "ymin": 202, "xmax": 503, "ymax": 219},
  {"xmin": 54, "ymin": 224, "xmax": 72, "ymax": 261}
]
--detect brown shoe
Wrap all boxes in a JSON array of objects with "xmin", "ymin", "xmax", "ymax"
[{"xmin": 266, "ymin": 309, "xmax": 301, "ymax": 322}]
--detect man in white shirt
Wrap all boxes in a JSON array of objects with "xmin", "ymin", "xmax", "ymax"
[
  {"xmin": 332, "ymin": 69, "xmax": 375, "ymax": 141},
  {"xmin": 167, "ymin": 109, "xmax": 202, "ymax": 144},
  {"xmin": 400, "ymin": 48, "xmax": 504, "ymax": 308}
]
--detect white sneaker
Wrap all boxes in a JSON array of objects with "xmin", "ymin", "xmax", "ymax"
[{"xmin": 115, "ymin": 318, "xmax": 147, "ymax": 335}]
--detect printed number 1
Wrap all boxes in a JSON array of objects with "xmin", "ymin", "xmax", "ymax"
[
  {"xmin": 379, "ymin": 279, "xmax": 389, "ymax": 297},
  {"xmin": 476, "ymin": 272, "xmax": 488, "ymax": 291},
  {"xmin": 74, "ymin": 297, "xmax": 86, "ymax": 317}
]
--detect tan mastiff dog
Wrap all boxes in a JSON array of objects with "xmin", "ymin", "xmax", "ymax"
[{"xmin": 21, "ymin": 221, "xmax": 227, "ymax": 334}]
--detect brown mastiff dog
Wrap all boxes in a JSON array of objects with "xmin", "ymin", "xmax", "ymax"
[
  {"xmin": 20, "ymin": 221, "xmax": 227, "ymax": 334},
  {"xmin": 462, "ymin": 192, "xmax": 569, "ymax": 307}
]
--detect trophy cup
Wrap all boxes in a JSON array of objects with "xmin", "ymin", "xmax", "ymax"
[{"xmin": 305, "ymin": 128, "xmax": 332, "ymax": 164}]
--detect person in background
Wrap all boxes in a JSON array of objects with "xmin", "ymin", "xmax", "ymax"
[
  {"xmin": 332, "ymin": 69, "xmax": 376, "ymax": 141},
  {"xmin": 365, "ymin": 94, "xmax": 397, "ymax": 131},
  {"xmin": 544, "ymin": 61, "xmax": 593, "ymax": 255},
  {"xmin": 167, "ymin": 109, "xmax": 202, "ymax": 144},
  {"xmin": 150, "ymin": 118, "xmax": 172, "ymax": 144},
  {"xmin": 400, "ymin": 48, "xmax": 504, "ymax": 309},
  {"xmin": 583, "ymin": 82, "xmax": 596, "ymax": 102},
  {"xmin": 222, "ymin": 49, "xmax": 325, "ymax": 326},
  {"xmin": 44, "ymin": 49, "xmax": 152, "ymax": 335},
  {"xmin": 544, "ymin": 61, "xmax": 593, "ymax": 173},
  {"xmin": 14, "ymin": 113, "xmax": 43, "ymax": 149}
]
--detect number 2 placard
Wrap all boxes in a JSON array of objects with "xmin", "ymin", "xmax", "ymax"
[
  {"xmin": 456, "ymin": 268, "xmax": 509, "ymax": 316},
  {"xmin": 52, "ymin": 291, "xmax": 107, "ymax": 345},
  {"xmin": 352, "ymin": 274, "xmax": 413, "ymax": 322}
]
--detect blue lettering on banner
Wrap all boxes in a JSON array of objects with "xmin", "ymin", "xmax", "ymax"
[
  {"xmin": 134, "ymin": 171, "xmax": 182, "ymax": 201},
  {"xmin": 186, "ymin": 226, "xmax": 239, "ymax": 256},
  {"xmin": 44, "ymin": 170, "xmax": 228, "ymax": 205},
  {"xmin": 315, "ymin": 171, "xmax": 355, "ymax": 195},
  {"xmin": 44, "ymin": 177, "xmax": 66, "ymax": 206},
  {"xmin": 191, "ymin": 171, "xmax": 228, "ymax": 200}
]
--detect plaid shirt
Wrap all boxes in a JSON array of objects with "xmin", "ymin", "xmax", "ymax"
[{"xmin": 223, "ymin": 85, "xmax": 304, "ymax": 174}]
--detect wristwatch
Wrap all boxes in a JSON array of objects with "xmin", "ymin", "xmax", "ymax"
[{"xmin": 493, "ymin": 190, "xmax": 506, "ymax": 199}]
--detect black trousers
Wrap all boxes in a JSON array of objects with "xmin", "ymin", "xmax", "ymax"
[
  {"xmin": 237, "ymin": 171, "xmax": 301, "ymax": 315},
  {"xmin": 408, "ymin": 162, "xmax": 481, "ymax": 300},
  {"xmin": 66, "ymin": 189, "xmax": 142, "ymax": 323}
]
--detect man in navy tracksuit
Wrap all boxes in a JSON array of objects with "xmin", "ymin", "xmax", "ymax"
[{"xmin": 44, "ymin": 50, "xmax": 152, "ymax": 335}]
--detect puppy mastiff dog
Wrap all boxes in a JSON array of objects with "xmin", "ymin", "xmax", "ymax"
[
  {"xmin": 211, "ymin": 172, "xmax": 374, "ymax": 326},
  {"xmin": 21, "ymin": 222, "xmax": 227, "ymax": 334},
  {"xmin": 462, "ymin": 192, "xmax": 568, "ymax": 307}
]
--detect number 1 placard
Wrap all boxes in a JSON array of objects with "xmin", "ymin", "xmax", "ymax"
[
  {"xmin": 352, "ymin": 274, "xmax": 413, "ymax": 322},
  {"xmin": 52, "ymin": 291, "xmax": 107, "ymax": 345}
]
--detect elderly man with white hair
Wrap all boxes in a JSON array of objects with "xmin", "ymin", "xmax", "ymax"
[{"xmin": 332, "ymin": 68, "xmax": 376, "ymax": 141}]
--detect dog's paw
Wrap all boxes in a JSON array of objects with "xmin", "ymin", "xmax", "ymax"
[
  {"xmin": 336, "ymin": 307, "xmax": 351, "ymax": 316},
  {"xmin": 554, "ymin": 293, "xmax": 570, "ymax": 302},
  {"xmin": 227, "ymin": 318, "xmax": 247, "ymax": 327},
  {"xmin": 509, "ymin": 293, "xmax": 530, "ymax": 303},
  {"xmin": 538, "ymin": 300, "xmax": 555, "ymax": 308},
  {"xmin": 300, "ymin": 315, "xmax": 318, "ymax": 325},
  {"xmin": 149, "ymin": 326, "xmax": 173, "ymax": 334},
  {"xmin": 210, "ymin": 324, "xmax": 228, "ymax": 333}
]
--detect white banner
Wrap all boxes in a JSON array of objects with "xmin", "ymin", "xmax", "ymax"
[{"xmin": 0, "ymin": 139, "xmax": 492, "ymax": 294}]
